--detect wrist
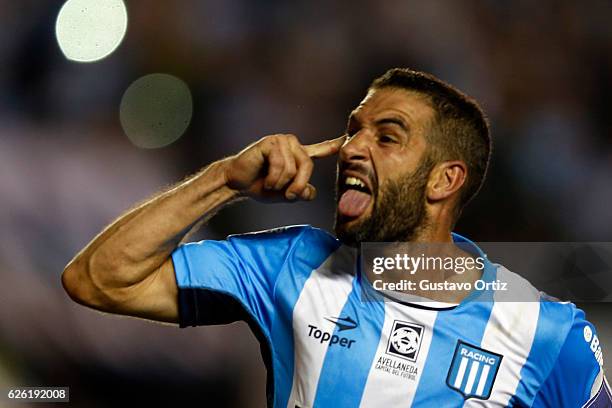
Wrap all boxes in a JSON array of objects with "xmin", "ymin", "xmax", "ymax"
[{"xmin": 212, "ymin": 157, "xmax": 243, "ymax": 198}]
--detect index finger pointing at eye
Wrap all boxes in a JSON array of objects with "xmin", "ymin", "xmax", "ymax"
[{"xmin": 303, "ymin": 135, "xmax": 346, "ymax": 159}]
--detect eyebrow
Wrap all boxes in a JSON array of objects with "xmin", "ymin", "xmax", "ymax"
[
  {"xmin": 345, "ymin": 113, "xmax": 410, "ymax": 134},
  {"xmin": 375, "ymin": 117, "xmax": 409, "ymax": 132}
]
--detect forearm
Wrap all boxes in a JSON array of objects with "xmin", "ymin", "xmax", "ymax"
[
  {"xmin": 64, "ymin": 158, "xmax": 240, "ymax": 292},
  {"xmin": 62, "ymin": 133, "xmax": 342, "ymax": 320}
]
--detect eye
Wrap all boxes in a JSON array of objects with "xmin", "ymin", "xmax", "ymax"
[{"xmin": 378, "ymin": 134, "xmax": 398, "ymax": 144}]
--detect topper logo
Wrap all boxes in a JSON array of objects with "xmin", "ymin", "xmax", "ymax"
[{"xmin": 307, "ymin": 324, "xmax": 356, "ymax": 348}]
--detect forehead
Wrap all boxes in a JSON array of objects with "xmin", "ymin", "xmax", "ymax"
[{"xmin": 351, "ymin": 87, "xmax": 434, "ymax": 127}]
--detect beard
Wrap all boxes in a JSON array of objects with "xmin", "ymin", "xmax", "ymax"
[{"xmin": 334, "ymin": 157, "xmax": 433, "ymax": 244}]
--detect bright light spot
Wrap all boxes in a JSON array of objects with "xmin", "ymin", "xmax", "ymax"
[
  {"xmin": 55, "ymin": 0, "xmax": 128, "ymax": 62},
  {"xmin": 120, "ymin": 74, "xmax": 193, "ymax": 149}
]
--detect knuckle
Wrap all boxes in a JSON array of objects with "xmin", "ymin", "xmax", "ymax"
[
  {"xmin": 297, "ymin": 146, "xmax": 311, "ymax": 159},
  {"xmin": 264, "ymin": 134, "xmax": 281, "ymax": 145},
  {"xmin": 286, "ymin": 134, "xmax": 299, "ymax": 143},
  {"xmin": 302, "ymin": 158, "xmax": 314, "ymax": 169}
]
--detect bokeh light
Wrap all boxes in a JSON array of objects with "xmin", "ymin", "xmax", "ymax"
[
  {"xmin": 119, "ymin": 73, "xmax": 193, "ymax": 149},
  {"xmin": 55, "ymin": 0, "xmax": 128, "ymax": 63}
]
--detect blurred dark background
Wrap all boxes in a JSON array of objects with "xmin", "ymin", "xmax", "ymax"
[{"xmin": 1, "ymin": 0, "xmax": 611, "ymax": 406}]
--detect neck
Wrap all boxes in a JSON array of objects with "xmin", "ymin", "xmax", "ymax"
[{"xmin": 406, "ymin": 219, "xmax": 453, "ymax": 244}]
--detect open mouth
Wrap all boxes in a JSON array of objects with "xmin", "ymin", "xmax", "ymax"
[{"xmin": 338, "ymin": 174, "xmax": 373, "ymax": 220}]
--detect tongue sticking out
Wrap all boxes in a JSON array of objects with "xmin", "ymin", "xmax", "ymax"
[{"xmin": 339, "ymin": 189, "xmax": 372, "ymax": 218}]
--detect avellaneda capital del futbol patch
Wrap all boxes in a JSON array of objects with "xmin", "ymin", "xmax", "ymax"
[
  {"xmin": 386, "ymin": 320, "xmax": 424, "ymax": 362},
  {"xmin": 446, "ymin": 340, "xmax": 503, "ymax": 400}
]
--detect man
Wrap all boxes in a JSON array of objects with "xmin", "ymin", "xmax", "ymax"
[{"xmin": 62, "ymin": 69, "xmax": 609, "ymax": 407}]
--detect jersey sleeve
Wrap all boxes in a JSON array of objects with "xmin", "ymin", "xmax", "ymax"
[
  {"xmin": 532, "ymin": 307, "xmax": 610, "ymax": 407},
  {"xmin": 171, "ymin": 225, "xmax": 312, "ymax": 330}
]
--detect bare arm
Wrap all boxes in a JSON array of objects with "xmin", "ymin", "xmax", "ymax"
[{"xmin": 61, "ymin": 134, "xmax": 344, "ymax": 324}]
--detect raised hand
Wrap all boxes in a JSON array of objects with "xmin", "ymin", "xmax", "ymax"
[{"xmin": 224, "ymin": 134, "xmax": 345, "ymax": 202}]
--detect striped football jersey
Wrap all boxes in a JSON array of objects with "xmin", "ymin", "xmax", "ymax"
[{"xmin": 172, "ymin": 225, "xmax": 610, "ymax": 407}]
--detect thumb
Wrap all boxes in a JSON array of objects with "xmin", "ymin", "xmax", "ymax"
[{"xmin": 304, "ymin": 135, "xmax": 346, "ymax": 159}]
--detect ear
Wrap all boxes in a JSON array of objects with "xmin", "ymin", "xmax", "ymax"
[{"xmin": 426, "ymin": 160, "xmax": 467, "ymax": 202}]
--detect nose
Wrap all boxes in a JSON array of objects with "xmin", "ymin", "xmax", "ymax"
[{"xmin": 339, "ymin": 130, "xmax": 371, "ymax": 163}]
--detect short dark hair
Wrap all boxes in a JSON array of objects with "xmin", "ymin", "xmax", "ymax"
[{"xmin": 370, "ymin": 68, "xmax": 492, "ymax": 217}]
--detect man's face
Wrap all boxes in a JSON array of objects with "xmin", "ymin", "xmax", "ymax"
[{"xmin": 334, "ymin": 87, "xmax": 435, "ymax": 244}]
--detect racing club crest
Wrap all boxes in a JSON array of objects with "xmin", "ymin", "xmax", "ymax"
[{"xmin": 446, "ymin": 340, "xmax": 503, "ymax": 400}]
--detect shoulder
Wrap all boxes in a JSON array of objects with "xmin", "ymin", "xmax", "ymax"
[
  {"xmin": 536, "ymin": 296, "xmax": 602, "ymax": 374},
  {"xmin": 494, "ymin": 264, "xmax": 575, "ymax": 315},
  {"xmin": 493, "ymin": 265, "xmax": 605, "ymax": 405},
  {"xmin": 531, "ymin": 301, "xmax": 605, "ymax": 406},
  {"xmin": 226, "ymin": 224, "xmax": 339, "ymax": 250},
  {"xmin": 495, "ymin": 263, "xmax": 595, "ymax": 340},
  {"xmin": 490, "ymin": 264, "xmax": 599, "ymax": 368},
  {"xmin": 545, "ymin": 301, "xmax": 603, "ymax": 373},
  {"xmin": 495, "ymin": 263, "xmax": 604, "ymax": 374},
  {"xmin": 177, "ymin": 224, "xmax": 341, "ymax": 269}
]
